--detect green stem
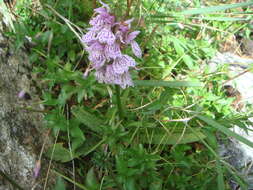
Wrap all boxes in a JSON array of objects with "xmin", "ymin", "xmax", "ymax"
[{"xmin": 115, "ymin": 85, "xmax": 124, "ymax": 119}]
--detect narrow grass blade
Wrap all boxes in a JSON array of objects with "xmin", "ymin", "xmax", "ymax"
[
  {"xmin": 221, "ymin": 161, "xmax": 248, "ymax": 189},
  {"xmin": 53, "ymin": 177, "xmax": 66, "ymax": 190},
  {"xmin": 200, "ymin": 17, "xmax": 250, "ymax": 21},
  {"xmin": 216, "ymin": 159, "xmax": 225, "ymax": 190},
  {"xmin": 181, "ymin": 1, "xmax": 253, "ymax": 15},
  {"xmin": 188, "ymin": 124, "xmax": 246, "ymax": 189},
  {"xmin": 140, "ymin": 129, "xmax": 206, "ymax": 145},
  {"xmin": 134, "ymin": 80, "xmax": 203, "ymax": 88},
  {"xmin": 197, "ymin": 115, "xmax": 253, "ymax": 148},
  {"xmin": 52, "ymin": 170, "xmax": 88, "ymax": 190}
]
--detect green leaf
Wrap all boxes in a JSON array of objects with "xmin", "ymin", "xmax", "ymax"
[
  {"xmin": 75, "ymin": 137, "xmax": 104, "ymax": 157},
  {"xmin": 200, "ymin": 16, "xmax": 250, "ymax": 21},
  {"xmin": 182, "ymin": 54, "xmax": 194, "ymax": 69},
  {"xmin": 58, "ymin": 84, "xmax": 78, "ymax": 105},
  {"xmin": 133, "ymin": 80, "xmax": 203, "ymax": 88},
  {"xmin": 68, "ymin": 50, "xmax": 76, "ymax": 62},
  {"xmin": 42, "ymin": 92, "xmax": 59, "ymax": 106},
  {"xmin": 44, "ymin": 110, "xmax": 68, "ymax": 131},
  {"xmin": 53, "ymin": 170, "xmax": 89, "ymax": 190},
  {"xmin": 77, "ymin": 89, "xmax": 86, "ymax": 103},
  {"xmin": 197, "ymin": 115, "xmax": 253, "ymax": 148},
  {"xmin": 85, "ymin": 167, "xmax": 99, "ymax": 190},
  {"xmin": 181, "ymin": 1, "xmax": 253, "ymax": 15},
  {"xmin": 45, "ymin": 143, "xmax": 72, "ymax": 163},
  {"xmin": 72, "ymin": 137, "xmax": 84, "ymax": 152},
  {"xmin": 140, "ymin": 129, "xmax": 206, "ymax": 145},
  {"xmin": 71, "ymin": 106, "xmax": 105, "ymax": 133},
  {"xmin": 53, "ymin": 177, "xmax": 66, "ymax": 190},
  {"xmin": 125, "ymin": 178, "xmax": 137, "ymax": 190},
  {"xmin": 173, "ymin": 39, "xmax": 184, "ymax": 56},
  {"xmin": 216, "ymin": 160, "xmax": 225, "ymax": 190},
  {"xmin": 70, "ymin": 119, "xmax": 85, "ymax": 140}
]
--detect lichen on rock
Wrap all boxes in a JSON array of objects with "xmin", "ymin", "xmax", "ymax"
[{"xmin": 0, "ymin": 19, "xmax": 54, "ymax": 190}]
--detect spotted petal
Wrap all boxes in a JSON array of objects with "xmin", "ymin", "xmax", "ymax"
[
  {"xmin": 97, "ymin": 28, "xmax": 116, "ymax": 45},
  {"xmin": 104, "ymin": 43, "xmax": 121, "ymax": 59},
  {"xmin": 81, "ymin": 30, "xmax": 97, "ymax": 43},
  {"xmin": 125, "ymin": 31, "xmax": 140, "ymax": 44},
  {"xmin": 112, "ymin": 55, "xmax": 136, "ymax": 74},
  {"xmin": 89, "ymin": 51, "xmax": 106, "ymax": 69},
  {"xmin": 131, "ymin": 40, "xmax": 142, "ymax": 58}
]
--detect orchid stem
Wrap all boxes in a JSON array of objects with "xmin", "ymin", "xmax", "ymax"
[{"xmin": 115, "ymin": 85, "xmax": 124, "ymax": 119}]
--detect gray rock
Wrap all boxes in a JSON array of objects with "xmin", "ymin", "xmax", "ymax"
[
  {"xmin": 0, "ymin": 21, "xmax": 54, "ymax": 189},
  {"xmin": 209, "ymin": 52, "xmax": 253, "ymax": 189},
  {"xmin": 242, "ymin": 39, "xmax": 253, "ymax": 57}
]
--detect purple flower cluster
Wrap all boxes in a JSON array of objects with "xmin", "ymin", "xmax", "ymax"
[{"xmin": 81, "ymin": 1, "xmax": 142, "ymax": 88}]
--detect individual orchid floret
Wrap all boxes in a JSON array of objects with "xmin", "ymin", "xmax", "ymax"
[
  {"xmin": 18, "ymin": 90, "xmax": 26, "ymax": 99},
  {"xmin": 98, "ymin": 0, "xmax": 110, "ymax": 11},
  {"xmin": 97, "ymin": 28, "xmax": 116, "ymax": 45},
  {"xmin": 81, "ymin": 1, "xmax": 142, "ymax": 88},
  {"xmin": 125, "ymin": 31, "xmax": 142, "ymax": 58},
  {"xmin": 130, "ymin": 40, "xmax": 142, "ymax": 58},
  {"xmin": 88, "ymin": 52, "xmax": 106, "ymax": 69},
  {"xmin": 104, "ymin": 43, "xmax": 121, "ymax": 59},
  {"xmin": 33, "ymin": 160, "xmax": 41, "ymax": 179},
  {"xmin": 118, "ymin": 18, "xmax": 134, "ymax": 33},
  {"xmin": 81, "ymin": 30, "xmax": 97, "ymax": 43},
  {"xmin": 125, "ymin": 31, "xmax": 140, "ymax": 43}
]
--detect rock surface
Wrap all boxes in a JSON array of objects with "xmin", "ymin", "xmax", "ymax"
[
  {"xmin": 0, "ymin": 19, "xmax": 53, "ymax": 189},
  {"xmin": 209, "ymin": 52, "xmax": 253, "ymax": 189}
]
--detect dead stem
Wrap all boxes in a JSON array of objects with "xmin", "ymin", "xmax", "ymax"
[
  {"xmin": 92, "ymin": 0, "xmax": 96, "ymax": 9},
  {"xmin": 124, "ymin": 0, "xmax": 134, "ymax": 19},
  {"xmin": 222, "ymin": 67, "xmax": 253, "ymax": 86}
]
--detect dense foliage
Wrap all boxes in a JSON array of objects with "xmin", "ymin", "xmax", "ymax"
[{"xmin": 5, "ymin": 0, "xmax": 253, "ymax": 189}]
